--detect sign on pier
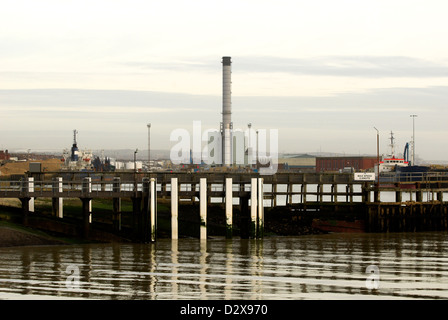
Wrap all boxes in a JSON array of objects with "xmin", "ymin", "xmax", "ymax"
[{"xmin": 354, "ymin": 173, "xmax": 376, "ymax": 181}]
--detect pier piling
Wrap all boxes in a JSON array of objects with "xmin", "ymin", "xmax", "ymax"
[
  {"xmin": 150, "ymin": 178, "xmax": 157, "ymax": 242},
  {"xmin": 112, "ymin": 177, "xmax": 121, "ymax": 232},
  {"xmin": 225, "ymin": 177, "xmax": 233, "ymax": 239},
  {"xmin": 200, "ymin": 178, "xmax": 207, "ymax": 240},
  {"xmin": 250, "ymin": 178, "xmax": 257, "ymax": 238},
  {"xmin": 52, "ymin": 177, "xmax": 63, "ymax": 218},
  {"xmin": 171, "ymin": 177, "xmax": 178, "ymax": 240}
]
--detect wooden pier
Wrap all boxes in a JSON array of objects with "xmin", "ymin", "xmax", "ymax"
[{"xmin": 1, "ymin": 172, "xmax": 448, "ymax": 241}]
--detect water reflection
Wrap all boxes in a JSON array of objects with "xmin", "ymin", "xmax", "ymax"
[{"xmin": 0, "ymin": 232, "xmax": 447, "ymax": 300}]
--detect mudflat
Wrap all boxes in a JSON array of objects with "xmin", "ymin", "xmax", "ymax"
[{"xmin": 0, "ymin": 226, "xmax": 65, "ymax": 247}]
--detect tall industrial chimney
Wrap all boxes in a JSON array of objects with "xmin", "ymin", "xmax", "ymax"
[{"xmin": 222, "ymin": 56, "xmax": 232, "ymax": 166}]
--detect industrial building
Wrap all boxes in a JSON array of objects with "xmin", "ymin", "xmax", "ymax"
[
  {"xmin": 278, "ymin": 154, "xmax": 316, "ymax": 172},
  {"xmin": 316, "ymin": 156, "xmax": 377, "ymax": 172}
]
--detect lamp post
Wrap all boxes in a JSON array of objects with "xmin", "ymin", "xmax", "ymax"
[
  {"xmin": 248, "ymin": 123, "xmax": 252, "ymax": 168},
  {"xmin": 134, "ymin": 148, "xmax": 138, "ymax": 193},
  {"xmin": 374, "ymin": 127, "xmax": 379, "ymax": 185},
  {"xmin": 410, "ymin": 115, "xmax": 417, "ymax": 165},
  {"xmin": 134, "ymin": 148, "xmax": 138, "ymax": 172},
  {"xmin": 256, "ymin": 130, "xmax": 259, "ymax": 170},
  {"xmin": 147, "ymin": 123, "xmax": 151, "ymax": 171}
]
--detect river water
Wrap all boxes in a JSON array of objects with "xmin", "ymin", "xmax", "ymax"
[{"xmin": 0, "ymin": 232, "xmax": 447, "ymax": 300}]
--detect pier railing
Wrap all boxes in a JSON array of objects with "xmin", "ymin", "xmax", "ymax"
[{"xmin": 380, "ymin": 171, "xmax": 448, "ymax": 183}]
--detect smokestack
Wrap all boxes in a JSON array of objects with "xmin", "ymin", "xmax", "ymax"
[{"xmin": 222, "ymin": 56, "xmax": 232, "ymax": 166}]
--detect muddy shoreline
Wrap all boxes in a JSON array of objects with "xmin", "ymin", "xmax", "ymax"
[{"xmin": 0, "ymin": 226, "xmax": 68, "ymax": 248}]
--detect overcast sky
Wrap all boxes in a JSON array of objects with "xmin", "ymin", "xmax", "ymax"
[{"xmin": 1, "ymin": 0, "xmax": 448, "ymax": 161}]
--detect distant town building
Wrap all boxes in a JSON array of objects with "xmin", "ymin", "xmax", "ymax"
[
  {"xmin": 316, "ymin": 156, "xmax": 377, "ymax": 172},
  {"xmin": 0, "ymin": 150, "xmax": 10, "ymax": 161},
  {"xmin": 278, "ymin": 154, "xmax": 316, "ymax": 172}
]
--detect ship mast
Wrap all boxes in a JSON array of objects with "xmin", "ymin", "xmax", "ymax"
[
  {"xmin": 73, "ymin": 129, "xmax": 78, "ymax": 146},
  {"xmin": 388, "ymin": 131, "xmax": 395, "ymax": 158}
]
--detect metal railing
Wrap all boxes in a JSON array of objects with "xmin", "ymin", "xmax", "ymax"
[
  {"xmin": 0, "ymin": 179, "xmax": 144, "ymax": 197},
  {"xmin": 380, "ymin": 171, "xmax": 448, "ymax": 183}
]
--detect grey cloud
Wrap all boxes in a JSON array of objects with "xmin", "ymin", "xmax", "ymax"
[
  {"xmin": 0, "ymin": 89, "xmax": 219, "ymax": 109},
  {"xmin": 1, "ymin": 87, "xmax": 447, "ymax": 157},
  {"xmin": 238, "ymin": 56, "xmax": 448, "ymax": 78},
  {"xmin": 124, "ymin": 56, "xmax": 448, "ymax": 78}
]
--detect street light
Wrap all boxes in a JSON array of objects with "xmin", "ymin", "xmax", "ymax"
[
  {"xmin": 256, "ymin": 130, "xmax": 259, "ymax": 170},
  {"xmin": 134, "ymin": 148, "xmax": 138, "ymax": 194},
  {"xmin": 410, "ymin": 115, "xmax": 417, "ymax": 165},
  {"xmin": 374, "ymin": 127, "xmax": 379, "ymax": 186},
  {"xmin": 147, "ymin": 123, "xmax": 151, "ymax": 171},
  {"xmin": 134, "ymin": 148, "xmax": 139, "ymax": 172},
  {"xmin": 247, "ymin": 123, "xmax": 252, "ymax": 168}
]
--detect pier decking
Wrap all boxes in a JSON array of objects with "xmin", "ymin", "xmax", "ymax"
[{"xmin": 1, "ymin": 172, "xmax": 448, "ymax": 241}]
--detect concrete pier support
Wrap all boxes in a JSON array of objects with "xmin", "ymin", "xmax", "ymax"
[
  {"xmin": 52, "ymin": 177, "xmax": 63, "ymax": 218},
  {"xmin": 82, "ymin": 177, "xmax": 92, "ymax": 223},
  {"xmin": 301, "ymin": 183, "xmax": 307, "ymax": 204},
  {"xmin": 272, "ymin": 183, "xmax": 277, "ymax": 207},
  {"xmin": 20, "ymin": 197, "xmax": 31, "ymax": 226},
  {"xmin": 437, "ymin": 191, "xmax": 444, "ymax": 202},
  {"xmin": 416, "ymin": 189, "xmax": 423, "ymax": 202},
  {"xmin": 374, "ymin": 187, "xmax": 380, "ymax": 203},
  {"xmin": 240, "ymin": 195, "xmax": 250, "ymax": 239},
  {"xmin": 131, "ymin": 197, "xmax": 142, "ymax": 240},
  {"xmin": 150, "ymin": 178, "xmax": 157, "ymax": 242},
  {"xmin": 171, "ymin": 178, "xmax": 178, "ymax": 240},
  {"xmin": 113, "ymin": 177, "xmax": 121, "ymax": 232},
  {"xmin": 81, "ymin": 197, "xmax": 91, "ymax": 238},
  {"xmin": 250, "ymin": 178, "xmax": 257, "ymax": 238},
  {"xmin": 257, "ymin": 178, "xmax": 264, "ymax": 239},
  {"xmin": 142, "ymin": 178, "xmax": 150, "ymax": 242},
  {"xmin": 200, "ymin": 178, "xmax": 207, "ymax": 240},
  {"xmin": 396, "ymin": 189, "xmax": 402, "ymax": 203},
  {"xmin": 27, "ymin": 177, "xmax": 35, "ymax": 213},
  {"xmin": 225, "ymin": 178, "xmax": 233, "ymax": 238}
]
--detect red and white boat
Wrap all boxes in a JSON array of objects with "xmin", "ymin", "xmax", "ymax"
[{"xmin": 378, "ymin": 131, "xmax": 410, "ymax": 173}]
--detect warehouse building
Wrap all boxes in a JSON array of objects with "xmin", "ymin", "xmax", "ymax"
[
  {"xmin": 316, "ymin": 156, "xmax": 377, "ymax": 172},
  {"xmin": 278, "ymin": 154, "xmax": 316, "ymax": 172}
]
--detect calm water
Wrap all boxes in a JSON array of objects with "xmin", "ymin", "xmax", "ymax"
[{"xmin": 0, "ymin": 232, "xmax": 447, "ymax": 300}]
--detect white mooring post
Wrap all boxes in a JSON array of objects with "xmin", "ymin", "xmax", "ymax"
[
  {"xmin": 200, "ymin": 178, "xmax": 207, "ymax": 240},
  {"xmin": 225, "ymin": 177, "xmax": 233, "ymax": 238},
  {"xmin": 55, "ymin": 177, "xmax": 63, "ymax": 218},
  {"xmin": 28, "ymin": 177, "xmax": 35, "ymax": 212},
  {"xmin": 150, "ymin": 178, "xmax": 157, "ymax": 242},
  {"xmin": 250, "ymin": 178, "xmax": 258, "ymax": 238},
  {"xmin": 83, "ymin": 177, "xmax": 92, "ymax": 223},
  {"xmin": 171, "ymin": 177, "xmax": 178, "ymax": 240},
  {"xmin": 257, "ymin": 178, "xmax": 264, "ymax": 239}
]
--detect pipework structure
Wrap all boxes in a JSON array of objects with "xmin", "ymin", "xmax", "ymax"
[{"xmin": 221, "ymin": 56, "xmax": 233, "ymax": 166}]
